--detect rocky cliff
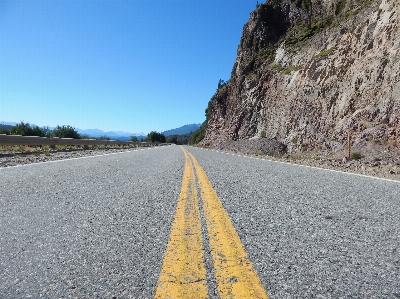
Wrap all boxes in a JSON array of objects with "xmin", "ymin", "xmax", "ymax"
[{"xmin": 201, "ymin": 0, "xmax": 400, "ymax": 153}]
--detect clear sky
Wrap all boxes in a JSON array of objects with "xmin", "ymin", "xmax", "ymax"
[{"xmin": 1, "ymin": 0, "xmax": 258, "ymax": 134}]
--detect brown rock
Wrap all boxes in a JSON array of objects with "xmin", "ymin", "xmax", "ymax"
[{"xmin": 200, "ymin": 0, "xmax": 400, "ymax": 157}]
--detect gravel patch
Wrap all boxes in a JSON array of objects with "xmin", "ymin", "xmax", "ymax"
[
  {"xmin": 215, "ymin": 139, "xmax": 287, "ymax": 156},
  {"xmin": 202, "ymin": 140, "xmax": 400, "ymax": 181},
  {"xmin": 0, "ymin": 145, "xmax": 164, "ymax": 168}
]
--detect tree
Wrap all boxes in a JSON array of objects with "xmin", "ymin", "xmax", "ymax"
[
  {"xmin": 166, "ymin": 135, "xmax": 178, "ymax": 144},
  {"xmin": 217, "ymin": 79, "xmax": 227, "ymax": 90},
  {"xmin": 0, "ymin": 125, "xmax": 9, "ymax": 134},
  {"xmin": 146, "ymin": 131, "xmax": 166, "ymax": 143},
  {"xmin": 49, "ymin": 125, "xmax": 80, "ymax": 139},
  {"xmin": 130, "ymin": 136, "xmax": 138, "ymax": 142},
  {"xmin": 188, "ymin": 122, "xmax": 207, "ymax": 145},
  {"xmin": 9, "ymin": 121, "xmax": 49, "ymax": 137}
]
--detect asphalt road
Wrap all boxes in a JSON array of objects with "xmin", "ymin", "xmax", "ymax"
[{"xmin": 0, "ymin": 145, "xmax": 399, "ymax": 298}]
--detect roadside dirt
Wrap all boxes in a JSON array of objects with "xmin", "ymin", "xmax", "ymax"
[{"xmin": 204, "ymin": 139, "xmax": 400, "ymax": 181}]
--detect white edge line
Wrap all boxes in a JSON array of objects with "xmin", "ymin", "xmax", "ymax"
[
  {"xmin": 261, "ymin": 156, "xmax": 400, "ymax": 183},
  {"xmin": 202, "ymin": 149, "xmax": 400, "ymax": 184}
]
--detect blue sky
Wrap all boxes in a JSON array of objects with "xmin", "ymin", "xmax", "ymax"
[{"xmin": 1, "ymin": 0, "xmax": 258, "ymax": 134}]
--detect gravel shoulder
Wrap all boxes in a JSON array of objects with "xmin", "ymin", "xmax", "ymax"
[
  {"xmin": 3, "ymin": 141, "xmax": 399, "ymax": 182},
  {"xmin": 0, "ymin": 146, "xmax": 163, "ymax": 168},
  {"xmin": 209, "ymin": 139, "xmax": 400, "ymax": 181}
]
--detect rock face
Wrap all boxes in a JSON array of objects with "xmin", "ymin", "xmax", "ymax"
[{"xmin": 201, "ymin": 0, "xmax": 400, "ymax": 153}]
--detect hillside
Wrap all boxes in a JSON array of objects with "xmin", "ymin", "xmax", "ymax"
[
  {"xmin": 200, "ymin": 0, "xmax": 399, "ymax": 155},
  {"xmin": 162, "ymin": 123, "xmax": 201, "ymax": 136}
]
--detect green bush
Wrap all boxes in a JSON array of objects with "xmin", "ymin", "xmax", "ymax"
[
  {"xmin": 351, "ymin": 152, "xmax": 362, "ymax": 160},
  {"xmin": 0, "ymin": 125, "xmax": 10, "ymax": 134},
  {"xmin": 49, "ymin": 125, "xmax": 80, "ymax": 139},
  {"xmin": 271, "ymin": 64, "xmax": 301, "ymax": 75},
  {"xmin": 146, "ymin": 131, "xmax": 166, "ymax": 143},
  {"xmin": 312, "ymin": 47, "xmax": 335, "ymax": 60},
  {"xmin": 9, "ymin": 121, "xmax": 49, "ymax": 137},
  {"xmin": 166, "ymin": 135, "xmax": 178, "ymax": 144}
]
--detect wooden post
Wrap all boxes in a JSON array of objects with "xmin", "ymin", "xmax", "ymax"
[{"xmin": 347, "ymin": 131, "xmax": 351, "ymax": 160}]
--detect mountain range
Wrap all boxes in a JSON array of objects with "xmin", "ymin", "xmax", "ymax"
[
  {"xmin": 0, "ymin": 121, "xmax": 200, "ymax": 140},
  {"xmin": 162, "ymin": 123, "xmax": 201, "ymax": 136}
]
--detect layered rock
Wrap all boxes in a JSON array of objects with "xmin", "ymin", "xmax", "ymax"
[{"xmin": 201, "ymin": 0, "xmax": 400, "ymax": 153}]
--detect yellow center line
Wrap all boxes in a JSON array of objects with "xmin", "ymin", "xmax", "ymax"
[
  {"xmin": 155, "ymin": 146, "xmax": 269, "ymax": 298},
  {"xmin": 184, "ymin": 148, "xmax": 269, "ymax": 299},
  {"xmin": 154, "ymin": 149, "xmax": 208, "ymax": 298}
]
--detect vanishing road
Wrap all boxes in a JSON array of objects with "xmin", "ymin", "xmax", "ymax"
[{"xmin": 1, "ymin": 145, "xmax": 399, "ymax": 298}]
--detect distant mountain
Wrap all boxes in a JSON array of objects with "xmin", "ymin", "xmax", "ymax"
[
  {"xmin": 162, "ymin": 123, "xmax": 201, "ymax": 136},
  {"xmin": 0, "ymin": 121, "xmax": 17, "ymax": 126},
  {"xmin": 1, "ymin": 122, "xmax": 144, "ymax": 139},
  {"xmin": 110, "ymin": 135, "xmax": 147, "ymax": 142},
  {"xmin": 76, "ymin": 128, "xmax": 145, "ymax": 138}
]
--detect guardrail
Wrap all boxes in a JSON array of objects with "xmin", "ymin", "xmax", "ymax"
[{"xmin": 0, "ymin": 134, "xmax": 161, "ymax": 148}]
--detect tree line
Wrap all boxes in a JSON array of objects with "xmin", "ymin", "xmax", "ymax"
[
  {"xmin": 0, "ymin": 122, "xmax": 185, "ymax": 144},
  {"xmin": 0, "ymin": 122, "xmax": 81, "ymax": 139}
]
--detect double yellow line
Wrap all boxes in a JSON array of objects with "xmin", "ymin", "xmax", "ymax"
[{"xmin": 154, "ymin": 147, "xmax": 269, "ymax": 299}]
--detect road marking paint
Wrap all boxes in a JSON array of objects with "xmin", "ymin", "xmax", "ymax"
[
  {"xmin": 154, "ymin": 149, "xmax": 208, "ymax": 298},
  {"xmin": 184, "ymin": 149, "xmax": 269, "ymax": 299}
]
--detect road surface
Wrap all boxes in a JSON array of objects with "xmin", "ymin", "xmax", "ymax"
[{"xmin": 1, "ymin": 145, "xmax": 399, "ymax": 298}]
